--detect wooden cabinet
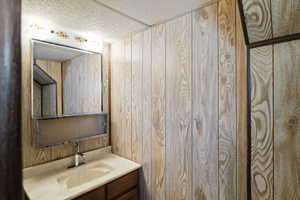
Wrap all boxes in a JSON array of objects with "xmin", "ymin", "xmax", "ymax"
[
  {"xmin": 74, "ymin": 186, "xmax": 105, "ymax": 200},
  {"xmin": 74, "ymin": 170, "xmax": 139, "ymax": 200},
  {"xmin": 107, "ymin": 170, "xmax": 138, "ymax": 200},
  {"xmin": 115, "ymin": 188, "xmax": 138, "ymax": 200}
]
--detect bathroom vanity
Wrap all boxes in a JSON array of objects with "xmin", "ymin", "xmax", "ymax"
[
  {"xmin": 74, "ymin": 170, "xmax": 138, "ymax": 200},
  {"xmin": 23, "ymin": 147, "xmax": 141, "ymax": 200},
  {"xmin": 23, "ymin": 40, "xmax": 135, "ymax": 200}
]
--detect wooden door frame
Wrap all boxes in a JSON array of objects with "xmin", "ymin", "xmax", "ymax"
[
  {"xmin": 0, "ymin": 0, "xmax": 23, "ymax": 199},
  {"xmin": 237, "ymin": 0, "xmax": 300, "ymax": 199}
]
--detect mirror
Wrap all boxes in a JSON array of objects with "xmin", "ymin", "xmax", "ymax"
[{"xmin": 32, "ymin": 40, "xmax": 103, "ymax": 119}]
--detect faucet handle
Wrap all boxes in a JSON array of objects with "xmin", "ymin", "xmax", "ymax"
[
  {"xmin": 68, "ymin": 142, "xmax": 86, "ymax": 168},
  {"xmin": 78, "ymin": 152, "xmax": 86, "ymax": 164},
  {"xmin": 78, "ymin": 152, "xmax": 85, "ymax": 158}
]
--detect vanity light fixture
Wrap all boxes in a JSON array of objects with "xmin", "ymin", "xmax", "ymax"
[
  {"xmin": 30, "ymin": 24, "xmax": 44, "ymax": 31},
  {"xmin": 27, "ymin": 23, "xmax": 103, "ymax": 52},
  {"xmin": 51, "ymin": 30, "xmax": 70, "ymax": 39},
  {"xmin": 75, "ymin": 36, "xmax": 88, "ymax": 43}
]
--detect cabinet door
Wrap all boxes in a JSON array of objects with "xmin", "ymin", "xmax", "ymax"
[
  {"xmin": 115, "ymin": 188, "xmax": 138, "ymax": 200},
  {"xmin": 74, "ymin": 186, "xmax": 105, "ymax": 200},
  {"xmin": 107, "ymin": 170, "xmax": 138, "ymax": 200}
]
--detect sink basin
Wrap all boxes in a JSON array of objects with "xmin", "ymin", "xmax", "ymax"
[{"xmin": 57, "ymin": 163, "xmax": 113, "ymax": 188}]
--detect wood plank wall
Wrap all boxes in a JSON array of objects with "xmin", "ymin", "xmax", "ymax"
[
  {"xmin": 36, "ymin": 59, "xmax": 62, "ymax": 116},
  {"xmin": 236, "ymin": 2, "xmax": 248, "ymax": 199},
  {"xmin": 271, "ymin": 0, "xmax": 300, "ymax": 38},
  {"xmin": 242, "ymin": 0, "xmax": 272, "ymax": 43},
  {"xmin": 192, "ymin": 5, "xmax": 218, "ymax": 200},
  {"xmin": 151, "ymin": 24, "xmax": 166, "ymax": 200},
  {"xmin": 274, "ymin": 41, "xmax": 300, "ymax": 200},
  {"xmin": 165, "ymin": 14, "xmax": 192, "ymax": 200},
  {"xmin": 250, "ymin": 40, "xmax": 300, "ymax": 200},
  {"xmin": 242, "ymin": 0, "xmax": 300, "ymax": 43},
  {"xmin": 218, "ymin": 0, "xmax": 237, "ymax": 199},
  {"xmin": 33, "ymin": 82, "xmax": 42, "ymax": 116},
  {"xmin": 62, "ymin": 54, "xmax": 102, "ymax": 115},
  {"xmin": 21, "ymin": 32, "xmax": 110, "ymax": 167},
  {"xmin": 110, "ymin": 0, "xmax": 248, "ymax": 199},
  {"xmin": 250, "ymin": 46, "xmax": 273, "ymax": 200}
]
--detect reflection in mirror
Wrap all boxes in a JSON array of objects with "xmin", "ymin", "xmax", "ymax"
[{"xmin": 32, "ymin": 40, "xmax": 103, "ymax": 119}]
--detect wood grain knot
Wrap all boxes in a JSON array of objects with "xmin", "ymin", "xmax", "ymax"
[
  {"xmin": 253, "ymin": 173, "xmax": 267, "ymax": 194},
  {"xmin": 195, "ymin": 187, "xmax": 207, "ymax": 200},
  {"xmin": 245, "ymin": 13, "xmax": 258, "ymax": 23},
  {"xmin": 286, "ymin": 115, "xmax": 299, "ymax": 134},
  {"xmin": 244, "ymin": 2, "xmax": 263, "ymax": 24}
]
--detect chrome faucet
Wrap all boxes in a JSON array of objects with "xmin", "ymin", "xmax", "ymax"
[{"xmin": 68, "ymin": 142, "xmax": 85, "ymax": 168}]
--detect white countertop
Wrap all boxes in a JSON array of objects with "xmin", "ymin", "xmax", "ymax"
[{"xmin": 23, "ymin": 147, "xmax": 141, "ymax": 200}]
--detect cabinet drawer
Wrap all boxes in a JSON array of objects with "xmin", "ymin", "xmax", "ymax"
[
  {"xmin": 107, "ymin": 170, "xmax": 138, "ymax": 200},
  {"xmin": 74, "ymin": 186, "xmax": 105, "ymax": 200},
  {"xmin": 116, "ymin": 188, "xmax": 138, "ymax": 200}
]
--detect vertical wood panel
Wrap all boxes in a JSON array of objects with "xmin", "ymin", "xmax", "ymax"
[
  {"xmin": 33, "ymin": 60, "xmax": 74, "ymax": 160},
  {"xmin": 36, "ymin": 57, "xmax": 74, "ymax": 161},
  {"xmin": 35, "ymin": 60, "xmax": 62, "ymax": 114},
  {"xmin": 192, "ymin": 4, "xmax": 219, "ymax": 200},
  {"xmin": 250, "ymin": 46, "xmax": 273, "ymax": 200},
  {"xmin": 50, "ymin": 143, "xmax": 74, "ymax": 161},
  {"xmin": 62, "ymin": 54, "xmax": 102, "ymax": 114},
  {"xmin": 22, "ymin": 36, "xmax": 52, "ymax": 167},
  {"xmin": 42, "ymin": 84, "xmax": 57, "ymax": 116},
  {"xmin": 274, "ymin": 41, "xmax": 300, "ymax": 200},
  {"xmin": 102, "ymin": 43, "xmax": 111, "ymax": 114},
  {"xmin": 166, "ymin": 14, "xmax": 192, "ymax": 200},
  {"xmin": 240, "ymin": 0, "xmax": 300, "ymax": 44},
  {"xmin": 61, "ymin": 53, "xmax": 107, "ymax": 155},
  {"xmin": 236, "ymin": 3, "xmax": 248, "ymax": 199},
  {"xmin": 142, "ymin": 29, "xmax": 152, "ymax": 200},
  {"xmin": 79, "ymin": 43, "xmax": 112, "ymax": 158},
  {"xmin": 111, "ymin": 41, "xmax": 124, "ymax": 156},
  {"xmin": 131, "ymin": 33, "xmax": 144, "ymax": 200},
  {"xmin": 79, "ymin": 135, "xmax": 109, "ymax": 153},
  {"xmin": 33, "ymin": 82, "xmax": 42, "ymax": 117},
  {"xmin": 122, "ymin": 37, "xmax": 133, "ymax": 159},
  {"xmin": 272, "ymin": 0, "xmax": 300, "ymax": 38},
  {"xmin": 99, "ymin": 43, "xmax": 111, "ymax": 164},
  {"xmin": 131, "ymin": 32, "xmax": 143, "ymax": 163},
  {"xmin": 110, "ymin": 3, "xmax": 246, "ymax": 199},
  {"xmin": 151, "ymin": 24, "xmax": 166, "ymax": 200},
  {"xmin": 242, "ymin": 0, "xmax": 272, "ymax": 43},
  {"xmin": 36, "ymin": 59, "xmax": 62, "ymax": 115},
  {"xmin": 218, "ymin": 0, "xmax": 237, "ymax": 198}
]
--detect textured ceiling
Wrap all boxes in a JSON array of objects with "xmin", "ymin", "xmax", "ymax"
[
  {"xmin": 23, "ymin": 0, "xmax": 216, "ymax": 43},
  {"xmin": 23, "ymin": 0, "xmax": 148, "ymax": 42},
  {"xmin": 33, "ymin": 41, "xmax": 89, "ymax": 61},
  {"xmin": 95, "ymin": 0, "xmax": 216, "ymax": 25}
]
